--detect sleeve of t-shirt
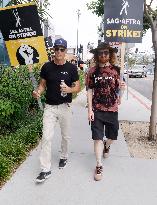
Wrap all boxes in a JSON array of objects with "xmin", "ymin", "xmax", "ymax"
[
  {"xmin": 71, "ymin": 65, "xmax": 79, "ymax": 82},
  {"xmin": 40, "ymin": 63, "xmax": 47, "ymax": 80}
]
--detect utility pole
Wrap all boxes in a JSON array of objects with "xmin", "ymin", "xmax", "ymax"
[{"xmin": 76, "ymin": 9, "xmax": 81, "ymax": 67}]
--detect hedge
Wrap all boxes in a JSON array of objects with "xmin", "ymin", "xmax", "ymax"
[{"xmin": 0, "ymin": 111, "xmax": 42, "ymax": 186}]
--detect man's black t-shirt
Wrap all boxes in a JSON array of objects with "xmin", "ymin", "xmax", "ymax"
[{"xmin": 40, "ymin": 61, "xmax": 79, "ymax": 105}]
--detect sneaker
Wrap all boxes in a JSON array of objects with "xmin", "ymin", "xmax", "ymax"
[
  {"xmin": 36, "ymin": 171, "xmax": 51, "ymax": 183},
  {"xmin": 103, "ymin": 141, "xmax": 110, "ymax": 158},
  {"xmin": 59, "ymin": 159, "xmax": 67, "ymax": 169},
  {"xmin": 94, "ymin": 166, "xmax": 103, "ymax": 181}
]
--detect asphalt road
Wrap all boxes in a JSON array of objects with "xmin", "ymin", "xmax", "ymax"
[{"xmin": 125, "ymin": 74, "xmax": 154, "ymax": 101}]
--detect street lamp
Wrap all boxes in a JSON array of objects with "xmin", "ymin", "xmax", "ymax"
[{"xmin": 76, "ymin": 9, "xmax": 81, "ymax": 67}]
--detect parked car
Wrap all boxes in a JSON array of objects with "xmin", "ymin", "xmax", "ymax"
[
  {"xmin": 124, "ymin": 68, "xmax": 132, "ymax": 74},
  {"xmin": 128, "ymin": 65, "xmax": 147, "ymax": 78}
]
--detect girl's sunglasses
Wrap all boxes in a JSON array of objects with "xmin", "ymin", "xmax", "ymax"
[{"xmin": 98, "ymin": 50, "xmax": 109, "ymax": 56}]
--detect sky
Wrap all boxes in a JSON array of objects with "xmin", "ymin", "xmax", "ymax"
[
  {"xmin": 49, "ymin": 0, "xmax": 157, "ymax": 53},
  {"xmin": 135, "ymin": 0, "xmax": 157, "ymax": 53},
  {"xmin": 135, "ymin": 29, "xmax": 153, "ymax": 54},
  {"xmin": 49, "ymin": 0, "xmax": 101, "ymax": 48}
]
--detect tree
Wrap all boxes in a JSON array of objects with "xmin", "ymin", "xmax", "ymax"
[
  {"xmin": 144, "ymin": 1, "xmax": 157, "ymax": 140},
  {"xmin": 127, "ymin": 56, "xmax": 136, "ymax": 68},
  {"xmin": 5, "ymin": 0, "xmax": 51, "ymax": 23},
  {"xmin": 87, "ymin": 0, "xmax": 157, "ymax": 140}
]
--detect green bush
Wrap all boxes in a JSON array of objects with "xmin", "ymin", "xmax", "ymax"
[
  {"xmin": 0, "ymin": 137, "xmax": 27, "ymax": 164},
  {"xmin": 72, "ymin": 70, "xmax": 85, "ymax": 99},
  {"xmin": 19, "ymin": 126, "xmax": 41, "ymax": 147},
  {"xmin": 0, "ymin": 111, "xmax": 42, "ymax": 185},
  {"xmin": 0, "ymin": 64, "xmax": 43, "ymax": 185},
  {"xmin": 78, "ymin": 70, "xmax": 85, "ymax": 90},
  {"xmin": 12, "ymin": 112, "xmax": 42, "ymax": 148},
  {"xmin": 0, "ymin": 155, "xmax": 13, "ymax": 182},
  {"xmin": 0, "ymin": 66, "xmax": 40, "ymax": 130}
]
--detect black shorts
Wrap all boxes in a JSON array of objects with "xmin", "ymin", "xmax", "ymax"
[{"xmin": 91, "ymin": 111, "xmax": 119, "ymax": 141}]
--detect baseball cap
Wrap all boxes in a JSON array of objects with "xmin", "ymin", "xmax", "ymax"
[{"xmin": 54, "ymin": 38, "xmax": 67, "ymax": 49}]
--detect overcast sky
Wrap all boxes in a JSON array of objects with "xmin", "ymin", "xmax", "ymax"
[
  {"xmin": 50, "ymin": 0, "xmax": 101, "ymax": 48},
  {"xmin": 49, "ymin": 0, "xmax": 157, "ymax": 52},
  {"xmin": 135, "ymin": 0, "xmax": 157, "ymax": 53}
]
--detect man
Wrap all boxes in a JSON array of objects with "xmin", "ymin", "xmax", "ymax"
[
  {"xmin": 86, "ymin": 42, "xmax": 125, "ymax": 181},
  {"xmin": 71, "ymin": 59, "xmax": 76, "ymax": 65},
  {"xmin": 33, "ymin": 38, "xmax": 80, "ymax": 183},
  {"xmin": 78, "ymin": 60, "xmax": 84, "ymax": 71}
]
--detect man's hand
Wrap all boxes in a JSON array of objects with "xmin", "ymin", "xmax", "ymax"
[
  {"xmin": 32, "ymin": 79, "xmax": 46, "ymax": 99},
  {"xmin": 32, "ymin": 90, "xmax": 41, "ymax": 99},
  {"xmin": 60, "ymin": 81, "xmax": 72, "ymax": 93},
  {"xmin": 120, "ymin": 81, "xmax": 126, "ymax": 90}
]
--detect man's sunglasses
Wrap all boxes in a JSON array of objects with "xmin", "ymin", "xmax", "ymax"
[
  {"xmin": 98, "ymin": 50, "xmax": 109, "ymax": 56},
  {"xmin": 54, "ymin": 47, "xmax": 66, "ymax": 52}
]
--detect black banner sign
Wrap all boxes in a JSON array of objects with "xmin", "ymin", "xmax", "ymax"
[
  {"xmin": 0, "ymin": 3, "xmax": 48, "ymax": 66},
  {"xmin": 104, "ymin": 0, "xmax": 144, "ymax": 43}
]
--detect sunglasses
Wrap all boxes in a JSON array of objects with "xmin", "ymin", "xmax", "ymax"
[
  {"xmin": 54, "ymin": 47, "xmax": 66, "ymax": 52},
  {"xmin": 98, "ymin": 50, "xmax": 109, "ymax": 56}
]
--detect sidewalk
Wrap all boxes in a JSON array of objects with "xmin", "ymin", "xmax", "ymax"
[{"xmin": 0, "ymin": 87, "xmax": 157, "ymax": 205}]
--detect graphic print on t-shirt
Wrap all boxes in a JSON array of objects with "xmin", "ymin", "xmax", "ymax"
[{"xmin": 87, "ymin": 65, "xmax": 120, "ymax": 111}]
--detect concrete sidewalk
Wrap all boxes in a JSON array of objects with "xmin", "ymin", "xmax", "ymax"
[{"xmin": 0, "ymin": 88, "xmax": 157, "ymax": 205}]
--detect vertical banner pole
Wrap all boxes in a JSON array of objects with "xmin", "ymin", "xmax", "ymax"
[
  {"xmin": 126, "ymin": 43, "xmax": 129, "ymax": 100},
  {"xmin": 28, "ymin": 65, "xmax": 43, "ymax": 111},
  {"xmin": 120, "ymin": 42, "xmax": 126, "ymax": 97},
  {"xmin": 120, "ymin": 42, "xmax": 125, "ymax": 74}
]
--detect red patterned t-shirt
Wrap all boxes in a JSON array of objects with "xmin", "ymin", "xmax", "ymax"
[{"xmin": 87, "ymin": 65, "xmax": 120, "ymax": 112}]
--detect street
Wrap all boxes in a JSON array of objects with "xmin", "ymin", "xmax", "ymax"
[{"xmin": 125, "ymin": 74, "xmax": 154, "ymax": 101}]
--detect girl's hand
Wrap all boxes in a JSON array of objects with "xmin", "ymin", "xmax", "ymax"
[{"xmin": 88, "ymin": 110, "xmax": 94, "ymax": 121}]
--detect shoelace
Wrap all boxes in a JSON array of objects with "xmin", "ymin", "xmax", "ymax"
[
  {"xmin": 104, "ymin": 142, "xmax": 110, "ymax": 153},
  {"xmin": 38, "ymin": 172, "xmax": 46, "ymax": 178},
  {"xmin": 39, "ymin": 172, "xmax": 50, "ymax": 177},
  {"xmin": 105, "ymin": 145, "xmax": 110, "ymax": 152},
  {"xmin": 60, "ymin": 159, "xmax": 66, "ymax": 163},
  {"xmin": 96, "ymin": 167, "xmax": 103, "ymax": 174}
]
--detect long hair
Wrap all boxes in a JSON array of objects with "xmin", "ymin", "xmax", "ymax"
[
  {"xmin": 93, "ymin": 50, "xmax": 120, "ymax": 76},
  {"xmin": 93, "ymin": 50, "xmax": 117, "ymax": 67}
]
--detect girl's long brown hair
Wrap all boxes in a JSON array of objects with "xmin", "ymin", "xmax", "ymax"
[{"xmin": 93, "ymin": 50, "xmax": 118, "ymax": 67}]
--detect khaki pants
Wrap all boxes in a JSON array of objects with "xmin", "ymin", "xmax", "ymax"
[{"xmin": 39, "ymin": 103, "xmax": 72, "ymax": 172}]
